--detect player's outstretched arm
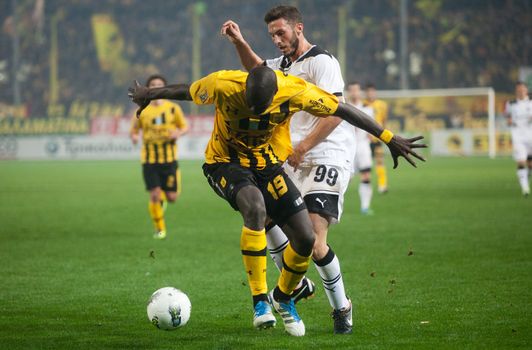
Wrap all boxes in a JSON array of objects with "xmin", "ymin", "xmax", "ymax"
[
  {"xmin": 221, "ymin": 20, "xmax": 263, "ymax": 71},
  {"xmin": 128, "ymin": 80, "xmax": 192, "ymax": 117},
  {"xmin": 334, "ymin": 102, "xmax": 427, "ymax": 168}
]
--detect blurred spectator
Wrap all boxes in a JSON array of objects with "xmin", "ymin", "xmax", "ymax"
[{"xmin": 0, "ymin": 0, "xmax": 530, "ymax": 118}]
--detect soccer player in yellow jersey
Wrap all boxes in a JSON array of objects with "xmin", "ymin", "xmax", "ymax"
[
  {"xmin": 364, "ymin": 83, "xmax": 390, "ymax": 193},
  {"xmin": 130, "ymin": 74, "xmax": 188, "ymax": 239},
  {"xmin": 129, "ymin": 66, "xmax": 425, "ymax": 336}
]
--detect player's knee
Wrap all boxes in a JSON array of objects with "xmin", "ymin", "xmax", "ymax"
[
  {"xmin": 242, "ymin": 200, "xmax": 267, "ymax": 229},
  {"xmin": 236, "ymin": 187, "xmax": 267, "ymax": 229},
  {"xmin": 166, "ymin": 192, "xmax": 177, "ymax": 202},
  {"xmin": 149, "ymin": 189, "xmax": 161, "ymax": 203},
  {"xmin": 312, "ymin": 239, "xmax": 329, "ymax": 261},
  {"xmin": 293, "ymin": 228, "xmax": 315, "ymax": 257}
]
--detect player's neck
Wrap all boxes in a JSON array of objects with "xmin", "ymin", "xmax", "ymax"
[
  {"xmin": 289, "ymin": 39, "xmax": 313, "ymax": 62},
  {"xmin": 151, "ymin": 100, "xmax": 164, "ymax": 107}
]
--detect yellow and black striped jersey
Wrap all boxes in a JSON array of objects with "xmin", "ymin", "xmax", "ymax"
[
  {"xmin": 189, "ymin": 70, "xmax": 339, "ymax": 169},
  {"xmin": 131, "ymin": 100, "xmax": 187, "ymax": 164},
  {"xmin": 364, "ymin": 98, "xmax": 388, "ymax": 142}
]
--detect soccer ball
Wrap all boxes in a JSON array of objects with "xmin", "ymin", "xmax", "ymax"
[{"xmin": 147, "ymin": 287, "xmax": 191, "ymax": 330}]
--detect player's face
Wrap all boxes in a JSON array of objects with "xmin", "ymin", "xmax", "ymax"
[
  {"xmin": 366, "ymin": 87, "xmax": 377, "ymax": 101},
  {"xmin": 347, "ymin": 84, "xmax": 361, "ymax": 102},
  {"xmin": 267, "ymin": 18, "xmax": 301, "ymax": 58},
  {"xmin": 148, "ymin": 78, "xmax": 165, "ymax": 89},
  {"xmin": 515, "ymin": 84, "xmax": 528, "ymax": 99}
]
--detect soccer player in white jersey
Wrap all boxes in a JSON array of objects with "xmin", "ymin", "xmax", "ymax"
[
  {"xmin": 504, "ymin": 81, "xmax": 532, "ymax": 196},
  {"xmin": 347, "ymin": 82, "xmax": 374, "ymax": 214},
  {"xmin": 221, "ymin": 5, "xmax": 355, "ymax": 334}
]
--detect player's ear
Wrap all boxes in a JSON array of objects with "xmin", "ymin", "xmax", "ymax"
[{"xmin": 295, "ymin": 22, "xmax": 303, "ymax": 35}]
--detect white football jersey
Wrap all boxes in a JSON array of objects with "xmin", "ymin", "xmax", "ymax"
[
  {"xmin": 505, "ymin": 96, "xmax": 532, "ymax": 140},
  {"xmin": 265, "ymin": 45, "xmax": 356, "ymax": 169}
]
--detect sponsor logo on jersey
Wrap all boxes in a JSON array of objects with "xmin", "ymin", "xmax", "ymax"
[{"xmin": 308, "ymin": 99, "xmax": 332, "ymax": 114}]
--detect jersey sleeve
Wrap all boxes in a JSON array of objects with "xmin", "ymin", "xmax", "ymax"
[
  {"xmin": 309, "ymin": 54, "xmax": 345, "ymax": 98},
  {"xmin": 173, "ymin": 104, "xmax": 188, "ymax": 129},
  {"xmin": 292, "ymin": 82, "xmax": 340, "ymax": 117},
  {"xmin": 504, "ymin": 101, "xmax": 512, "ymax": 117},
  {"xmin": 264, "ymin": 56, "xmax": 284, "ymax": 70},
  {"xmin": 189, "ymin": 72, "xmax": 219, "ymax": 105}
]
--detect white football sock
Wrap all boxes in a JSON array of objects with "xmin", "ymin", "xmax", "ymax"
[
  {"xmin": 266, "ymin": 224, "xmax": 288, "ymax": 272},
  {"xmin": 358, "ymin": 181, "xmax": 373, "ymax": 211},
  {"xmin": 314, "ymin": 247, "xmax": 349, "ymax": 310},
  {"xmin": 517, "ymin": 168, "xmax": 530, "ymax": 193}
]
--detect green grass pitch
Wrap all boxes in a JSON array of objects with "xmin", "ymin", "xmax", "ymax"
[{"xmin": 0, "ymin": 157, "xmax": 531, "ymax": 349}]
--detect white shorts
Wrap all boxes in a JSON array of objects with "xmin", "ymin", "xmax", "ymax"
[
  {"xmin": 353, "ymin": 141, "xmax": 373, "ymax": 173},
  {"xmin": 283, "ymin": 163, "xmax": 351, "ymax": 224},
  {"xmin": 512, "ymin": 135, "xmax": 532, "ymax": 161}
]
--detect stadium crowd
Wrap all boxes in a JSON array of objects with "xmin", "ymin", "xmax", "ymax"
[{"xmin": 0, "ymin": 0, "xmax": 530, "ymax": 118}]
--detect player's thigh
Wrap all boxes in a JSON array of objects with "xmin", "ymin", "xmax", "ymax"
[
  {"xmin": 355, "ymin": 142, "xmax": 373, "ymax": 173},
  {"xmin": 301, "ymin": 164, "xmax": 351, "ymax": 224},
  {"xmin": 526, "ymin": 138, "xmax": 532, "ymax": 161},
  {"xmin": 159, "ymin": 161, "xmax": 179, "ymax": 193},
  {"xmin": 282, "ymin": 163, "xmax": 312, "ymax": 193},
  {"xmin": 143, "ymin": 164, "xmax": 162, "ymax": 191},
  {"xmin": 202, "ymin": 162, "xmax": 258, "ymax": 211},
  {"xmin": 512, "ymin": 138, "xmax": 528, "ymax": 162},
  {"xmin": 259, "ymin": 167, "xmax": 307, "ymax": 228}
]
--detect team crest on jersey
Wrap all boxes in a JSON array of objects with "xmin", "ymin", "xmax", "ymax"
[{"xmin": 199, "ymin": 89, "xmax": 209, "ymax": 103}]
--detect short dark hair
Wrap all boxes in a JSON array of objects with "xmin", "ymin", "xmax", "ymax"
[
  {"xmin": 145, "ymin": 74, "xmax": 167, "ymax": 87},
  {"xmin": 264, "ymin": 5, "xmax": 303, "ymax": 24},
  {"xmin": 245, "ymin": 66, "xmax": 278, "ymax": 115},
  {"xmin": 516, "ymin": 80, "xmax": 526, "ymax": 87},
  {"xmin": 347, "ymin": 81, "xmax": 361, "ymax": 88},
  {"xmin": 365, "ymin": 82, "xmax": 376, "ymax": 90}
]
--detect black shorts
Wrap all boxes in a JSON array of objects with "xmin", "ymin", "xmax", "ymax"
[
  {"xmin": 143, "ymin": 161, "xmax": 179, "ymax": 192},
  {"xmin": 370, "ymin": 141, "xmax": 383, "ymax": 157},
  {"xmin": 202, "ymin": 162, "xmax": 306, "ymax": 226}
]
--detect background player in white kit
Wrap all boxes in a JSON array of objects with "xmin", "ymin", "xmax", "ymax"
[
  {"xmin": 346, "ymin": 82, "xmax": 374, "ymax": 214},
  {"xmin": 221, "ymin": 5, "xmax": 355, "ymax": 333},
  {"xmin": 504, "ymin": 81, "xmax": 532, "ymax": 196}
]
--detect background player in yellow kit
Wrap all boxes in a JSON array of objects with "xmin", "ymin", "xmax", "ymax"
[
  {"xmin": 130, "ymin": 74, "xmax": 188, "ymax": 239},
  {"xmin": 128, "ymin": 66, "xmax": 425, "ymax": 336},
  {"xmin": 364, "ymin": 82, "xmax": 389, "ymax": 193}
]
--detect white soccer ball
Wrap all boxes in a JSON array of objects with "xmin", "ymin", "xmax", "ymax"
[{"xmin": 147, "ymin": 287, "xmax": 191, "ymax": 330}]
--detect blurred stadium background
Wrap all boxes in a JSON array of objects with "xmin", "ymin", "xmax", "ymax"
[
  {"xmin": 0, "ymin": 0, "xmax": 531, "ymax": 160},
  {"xmin": 1, "ymin": 1, "xmax": 532, "ymax": 349}
]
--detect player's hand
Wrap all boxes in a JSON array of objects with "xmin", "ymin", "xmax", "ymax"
[
  {"xmin": 287, "ymin": 142, "xmax": 309, "ymax": 170},
  {"xmin": 168, "ymin": 129, "xmax": 180, "ymax": 141},
  {"xmin": 128, "ymin": 80, "xmax": 150, "ymax": 118},
  {"xmin": 386, "ymin": 135, "xmax": 427, "ymax": 169},
  {"xmin": 130, "ymin": 133, "xmax": 139, "ymax": 145},
  {"xmin": 220, "ymin": 20, "xmax": 245, "ymax": 44}
]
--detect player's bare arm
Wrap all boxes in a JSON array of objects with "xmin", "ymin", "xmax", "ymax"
[
  {"xmin": 130, "ymin": 130, "xmax": 139, "ymax": 144},
  {"xmin": 221, "ymin": 20, "xmax": 263, "ymax": 71},
  {"xmin": 128, "ymin": 80, "xmax": 192, "ymax": 117},
  {"xmin": 130, "ymin": 119, "xmax": 140, "ymax": 144},
  {"xmin": 334, "ymin": 102, "xmax": 427, "ymax": 168},
  {"xmin": 287, "ymin": 116, "xmax": 343, "ymax": 169},
  {"xmin": 169, "ymin": 125, "xmax": 188, "ymax": 141}
]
